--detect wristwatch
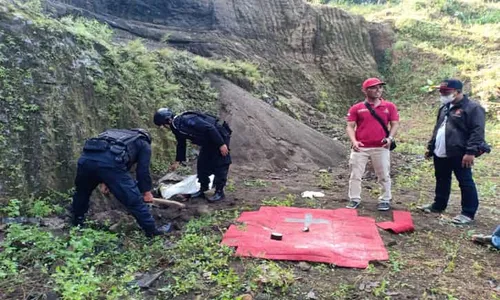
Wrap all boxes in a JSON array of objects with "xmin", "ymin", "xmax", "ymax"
[{"xmin": 388, "ymin": 136, "xmax": 394, "ymax": 141}]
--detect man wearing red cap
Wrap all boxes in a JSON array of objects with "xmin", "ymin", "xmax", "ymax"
[
  {"xmin": 346, "ymin": 78, "xmax": 400, "ymax": 211},
  {"xmin": 421, "ymin": 79, "xmax": 487, "ymax": 225}
]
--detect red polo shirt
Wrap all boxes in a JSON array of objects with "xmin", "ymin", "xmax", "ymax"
[{"xmin": 346, "ymin": 99, "xmax": 399, "ymax": 148}]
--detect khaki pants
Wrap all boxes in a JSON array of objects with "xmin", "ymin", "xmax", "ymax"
[{"xmin": 348, "ymin": 147, "xmax": 392, "ymax": 202}]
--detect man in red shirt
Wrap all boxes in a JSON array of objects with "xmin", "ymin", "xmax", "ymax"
[{"xmin": 346, "ymin": 78, "xmax": 400, "ymax": 210}]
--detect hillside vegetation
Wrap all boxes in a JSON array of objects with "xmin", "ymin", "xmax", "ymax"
[
  {"xmin": 0, "ymin": 0, "xmax": 264, "ymax": 199},
  {"xmin": 0, "ymin": 0, "xmax": 499, "ymax": 300}
]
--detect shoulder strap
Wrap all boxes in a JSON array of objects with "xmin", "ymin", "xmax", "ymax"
[
  {"xmin": 364, "ymin": 102, "xmax": 390, "ymax": 137},
  {"xmin": 181, "ymin": 111, "xmax": 220, "ymax": 122},
  {"xmin": 97, "ymin": 129, "xmax": 143, "ymax": 146},
  {"xmin": 174, "ymin": 111, "xmax": 220, "ymax": 132}
]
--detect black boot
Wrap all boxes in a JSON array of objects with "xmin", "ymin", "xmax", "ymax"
[
  {"xmin": 72, "ymin": 215, "xmax": 85, "ymax": 227},
  {"xmin": 190, "ymin": 189, "xmax": 207, "ymax": 199},
  {"xmin": 208, "ymin": 190, "xmax": 225, "ymax": 202},
  {"xmin": 146, "ymin": 223, "xmax": 173, "ymax": 238}
]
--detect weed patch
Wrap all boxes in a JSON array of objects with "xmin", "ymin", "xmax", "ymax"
[{"xmin": 261, "ymin": 194, "xmax": 296, "ymax": 206}]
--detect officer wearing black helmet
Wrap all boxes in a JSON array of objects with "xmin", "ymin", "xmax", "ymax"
[
  {"xmin": 71, "ymin": 128, "xmax": 167, "ymax": 237},
  {"xmin": 153, "ymin": 108, "xmax": 232, "ymax": 202}
]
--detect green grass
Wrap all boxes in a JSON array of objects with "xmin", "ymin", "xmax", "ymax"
[
  {"xmin": 1, "ymin": 1, "xmax": 499, "ymax": 299},
  {"xmin": 261, "ymin": 194, "xmax": 297, "ymax": 207},
  {"xmin": 0, "ymin": 209, "xmax": 300, "ymax": 299},
  {"xmin": 331, "ymin": 0, "xmax": 500, "ymax": 112},
  {"xmin": 332, "ymin": 1, "xmax": 500, "ymax": 209}
]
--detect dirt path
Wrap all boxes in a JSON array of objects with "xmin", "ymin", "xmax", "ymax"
[{"xmin": 146, "ymin": 156, "xmax": 499, "ymax": 299}]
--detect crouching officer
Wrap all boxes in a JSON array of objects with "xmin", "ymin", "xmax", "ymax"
[
  {"xmin": 71, "ymin": 128, "xmax": 167, "ymax": 237},
  {"xmin": 153, "ymin": 108, "xmax": 232, "ymax": 202}
]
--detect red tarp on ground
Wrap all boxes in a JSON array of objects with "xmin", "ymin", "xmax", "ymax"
[
  {"xmin": 221, "ymin": 207, "xmax": 389, "ymax": 268},
  {"xmin": 376, "ymin": 211, "xmax": 415, "ymax": 233}
]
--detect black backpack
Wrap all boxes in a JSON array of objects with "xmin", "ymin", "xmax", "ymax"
[
  {"xmin": 174, "ymin": 111, "xmax": 232, "ymax": 139},
  {"xmin": 83, "ymin": 128, "xmax": 151, "ymax": 164}
]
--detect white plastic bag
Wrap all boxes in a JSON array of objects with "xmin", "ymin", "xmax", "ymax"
[
  {"xmin": 301, "ymin": 191, "xmax": 325, "ymax": 199},
  {"xmin": 159, "ymin": 174, "xmax": 214, "ymax": 199}
]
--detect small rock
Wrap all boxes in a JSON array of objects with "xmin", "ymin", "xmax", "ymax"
[
  {"xmin": 298, "ymin": 262, "xmax": 311, "ymax": 271},
  {"xmin": 45, "ymin": 291, "xmax": 59, "ymax": 300},
  {"xmin": 163, "ymin": 240, "xmax": 176, "ymax": 249},
  {"xmin": 238, "ymin": 294, "xmax": 253, "ymax": 300},
  {"xmin": 385, "ymin": 291, "xmax": 400, "ymax": 296},
  {"xmin": 109, "ymin": 223, "xmax": 120, "ymax": 232},
  {"xmin": 196, "ymin": 205, "xmax": 210, "ymax": 216},
  {"xmin": 373, "ymin": 261, "xmax": 389, "ymax": 268},
  {"xmin": 387, "ymin": 240, "xmax": 397, "ymax": 247},
  {"xmin": 488, "ymin": 279, "xmax": 498, "ymax": 289},
  {"xmin": 202, "ymin": 271, "xmax": 212, "ymax": 280},
  {"xmin": 132, "ymin": 270, "xmax": 164, "ymax": 288},
  {"xmin": 306, "ymin": 290, "xmax": 318, "ymax": 300},
  {"xmin": 360, "ymin": 281, "xmax": 379, "ymax": 292},
  {"xmin": 40, "ymin": 217, "xmax": 66, "ymax": 230},
  {"xmin": 158, "ymin": 172, "xmax": 186, "ymax": 183}
]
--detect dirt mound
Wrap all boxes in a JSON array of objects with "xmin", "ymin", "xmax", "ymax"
[{"xmin": 211, "ymin": 76, "xmax": 347, "ymax": 172}]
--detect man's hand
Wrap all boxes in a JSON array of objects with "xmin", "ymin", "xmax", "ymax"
[
  {"xmin": 99, "ymin": 183, "xmax": 110, "ymax": 195},
  {"xmin": 424, "ymin": 150, "xmax": 433, "ymax": 160},
  {"xmin": 351, "ymin": 141, "xmax": 364, "ymax": 152},
  {"xmin": 381, "ymin": 138, "xmax": 392, "ymax": 149},
  {"xmin": 220, "ymin": 144, "xmax": 229, "ymax": 156},
  {"xmin": 143, "ymin": 191, "xmax": 154, "ymax": 203},
  {"xmin": 169, "ymin": 161, "xmax": 180, "ymax": 171},
  {"xmin": 462, "ymin": 154, "xmax": 475, "ymax": 168}
]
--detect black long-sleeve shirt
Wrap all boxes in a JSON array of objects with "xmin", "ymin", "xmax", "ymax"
[
  {"xmin": 130, "ymin": 138, "xmax": 153, "ymax": 193},
  {"xmin": 170, "ymin": 113, "xmax": 225, "ymax": 162},
  {"xmin": 81, "ymin": 137, "xmax": 153, "ymax": 193}
]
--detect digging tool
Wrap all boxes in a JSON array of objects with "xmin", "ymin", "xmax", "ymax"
[{"xmin": 151, "ymin": 197, "xmax": 186, "ymax": 208}]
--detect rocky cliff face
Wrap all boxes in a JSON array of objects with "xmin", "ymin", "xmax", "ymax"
[
  {"xmin": 0, "ymin": 3, "xmax": 233, "ymax": 197},
  {"xmin": 0, "ymin": 2, "xmax": 353, "ymax": 199},
  {"xmin": 48, "ymin": 0, "xmax": 393, "ymax": 110},
  {"xmin": 0, "ymin": 0, "xmax": 393, "ymax": 199}
]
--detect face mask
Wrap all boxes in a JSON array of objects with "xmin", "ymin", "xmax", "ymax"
[{"xmin": 440, "ymin": 94, "xmax": 455, "ymax": 105}]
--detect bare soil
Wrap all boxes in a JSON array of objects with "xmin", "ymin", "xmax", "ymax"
[{"xmin": 127, "ymin": 151, "xmax": 499, "ymax": 300}]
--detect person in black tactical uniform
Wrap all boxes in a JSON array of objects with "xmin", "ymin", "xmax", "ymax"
[
  {"xmin": 153, "ymin": 108, "xmax": 232, "ymax": 202},
  {"xmin": 71, "ymin": 128, "xmax": 166, "ymax": 237}
]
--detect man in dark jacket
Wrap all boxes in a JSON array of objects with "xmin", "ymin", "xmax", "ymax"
[
  {"xmin": 153, "ymin": 108, "xmax": 232, "ymax": 202},
  {"xmin": 422, "ymin": 79, "xmax": 487, "ymax": 224},
  {"xmin": 72, "ymin": 128, "xmax": 166, "ymax": 237}
]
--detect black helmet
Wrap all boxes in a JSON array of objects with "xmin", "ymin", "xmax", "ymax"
[{"xmin": 153, "ymin": 108, "xmax": 175, "ymax": 126}]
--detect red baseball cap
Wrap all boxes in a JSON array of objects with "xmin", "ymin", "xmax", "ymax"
[{"xmin": 362, "ymin": 78, "xmax": 386, "ymax": 89}]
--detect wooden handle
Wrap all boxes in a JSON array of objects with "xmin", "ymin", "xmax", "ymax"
[{"xmin": 151, "ymin": 197, "xmax": 186, "ymax": 208}]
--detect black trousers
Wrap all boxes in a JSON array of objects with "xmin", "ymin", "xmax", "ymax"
[
  {"xmin": 433, "ymin": 156, "xmax": 479, "ymax": 219},
  {"xmin": 72, "ymin": 157, "xmax": 156, "ymax": 234},
  {"xmin": 197, "ymin": 137, "xmax": 231, "ymax": 191}
]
